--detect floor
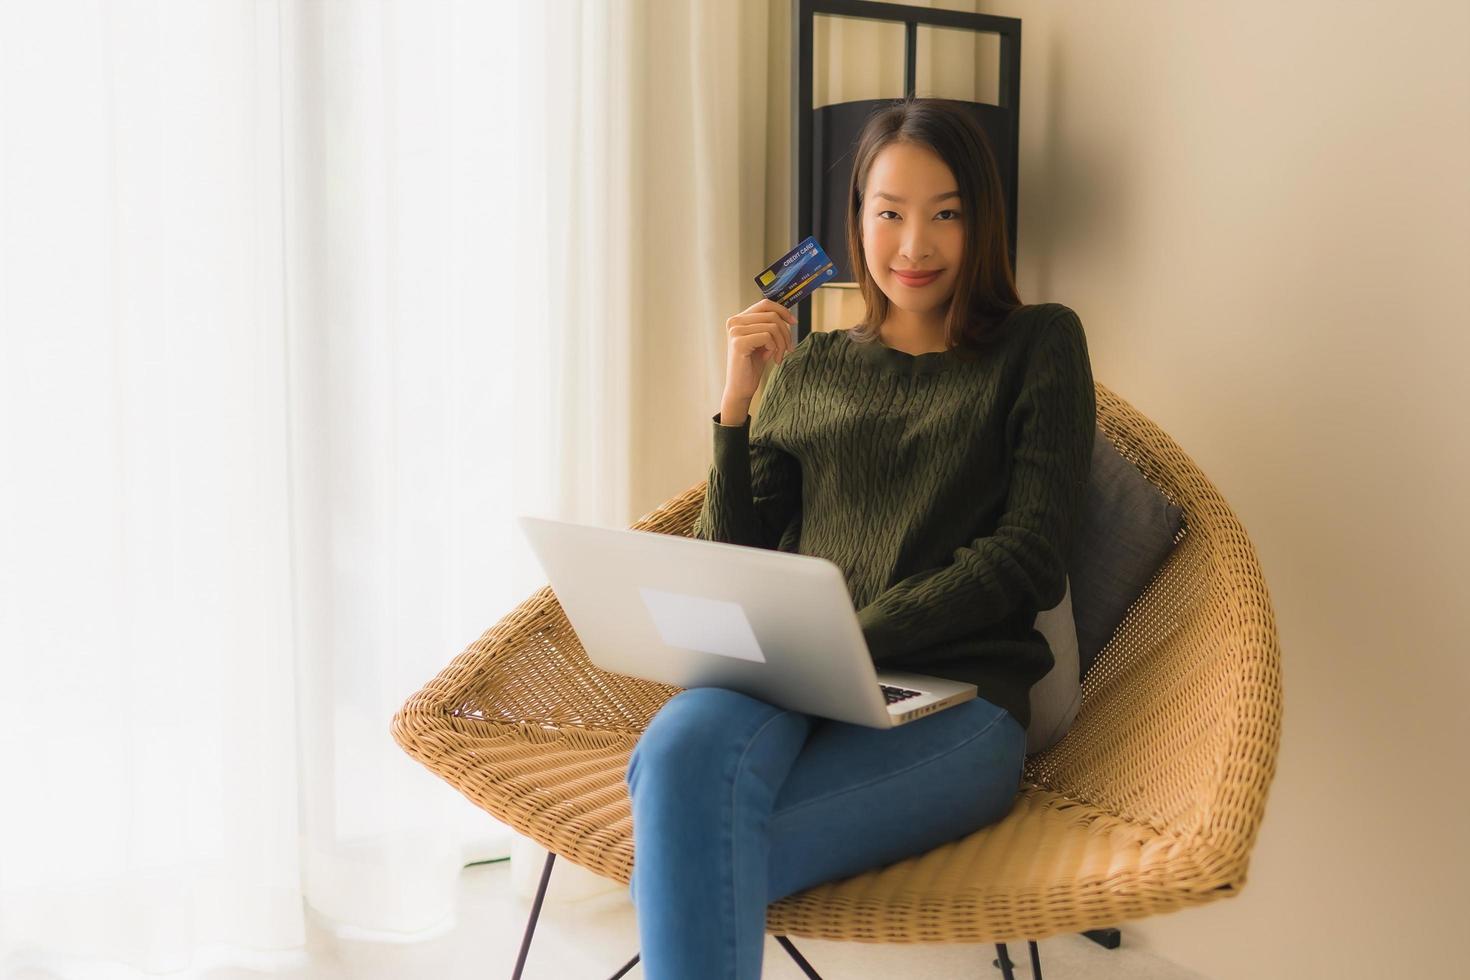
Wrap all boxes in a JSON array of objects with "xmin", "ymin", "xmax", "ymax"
[
  {"xmin": 257, "ymin": 857, "xmax": 1206, "ymax": 979},
  {"xmin": 7, "ymin": 857, "xmax": 1210, "ymax": 979}
]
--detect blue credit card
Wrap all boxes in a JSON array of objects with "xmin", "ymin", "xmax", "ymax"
[{"xmin": 754, "ymin": 235, "xmax": 838, "ymax": 308}]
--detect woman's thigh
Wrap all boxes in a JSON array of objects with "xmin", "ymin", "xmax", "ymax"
[{"xmin": 764, "ymin": 695, "xmax": 1025, "ymax": 903}]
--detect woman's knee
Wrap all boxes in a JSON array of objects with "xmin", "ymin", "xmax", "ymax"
[{"xmin": 626, "ymin": 686, "xmax": 777, "ymax": 785}]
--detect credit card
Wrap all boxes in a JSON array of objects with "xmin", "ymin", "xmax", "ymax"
[{"xmin": 754, "ymin": 234, "xmax": 838, "ymax": 308}]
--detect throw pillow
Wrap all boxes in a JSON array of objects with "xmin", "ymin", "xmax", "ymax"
[
  {"xmin": 1070, "ymin": 428, "xmax": 1185, "ymax": 680},
  {"xmin": 1027, "ymin": 574, "xmax": 1082, "ymax": 755}
]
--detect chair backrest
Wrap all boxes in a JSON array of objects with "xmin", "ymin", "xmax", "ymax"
[{"xmin": 1022, "ymin": 381, "xmax": 1282, "ymax": 870}]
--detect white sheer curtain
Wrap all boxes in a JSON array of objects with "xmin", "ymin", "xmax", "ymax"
[{"xmin": 0, "ymin": 0, "xmax": 635, "ymax": 974}]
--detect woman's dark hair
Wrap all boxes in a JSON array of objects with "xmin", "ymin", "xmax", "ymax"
[{"xmin": 843, "ymin": 97, "xmax": 1023, "ymax": 357}]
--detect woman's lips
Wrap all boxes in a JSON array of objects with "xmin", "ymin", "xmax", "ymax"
[{"xmin": 893, "ymin": 269, "xmax": 941, "ymax": 287}]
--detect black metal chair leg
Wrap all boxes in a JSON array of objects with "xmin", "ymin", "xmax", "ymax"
[
  {"xmin": 606, "ymin": 952, "xmax": 640, "ymax": 979},
  {"xmin": 511, "ymin": 849, "xmax": 557, "ymax": 980},
  {"xmin": 509, "ymin": 851, "xmax": 1057, "ymax": 980},
  {"xmin": 991, "ymin": 939, "xmax": 1045, "ymax": 978},
  {"xmin": 774, "ymin": 935, "xmax": 824, "ymax": 979},
  {"xmin": 993, "ymin": 942, "xmax": 1017, "ymax": 979}
]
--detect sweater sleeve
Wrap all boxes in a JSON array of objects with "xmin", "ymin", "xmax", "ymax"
[
  {"xmin": 855, "ymin": 308, "xmax": 1096, "ymax": 660},
  {"xmin": 690, "ymin": 346, "xmax": 805, "ymax": 550}
]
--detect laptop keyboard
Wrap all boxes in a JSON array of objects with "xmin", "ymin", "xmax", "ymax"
[{"xmin": 880, "ymin": 683, "xmax": 923, "ymax": 705}]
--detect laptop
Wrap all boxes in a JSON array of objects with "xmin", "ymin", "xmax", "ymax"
[{"xmin": 516, "ymin": 515, "xmax": 977, "ymax": 728}]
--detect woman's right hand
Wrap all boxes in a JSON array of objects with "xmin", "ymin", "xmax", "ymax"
[{"xmin": 724, "ymin": 298, "xmax": 797, "ymax": 404}]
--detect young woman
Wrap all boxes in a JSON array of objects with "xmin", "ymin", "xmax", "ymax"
[{"xmin": 625, "ymin": 97, "xmax": 1097, "ymax": 980}]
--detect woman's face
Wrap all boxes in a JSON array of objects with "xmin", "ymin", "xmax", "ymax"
[{"xmin": 860, "ymin": 141, "xmax": 965, "ymax": 318}]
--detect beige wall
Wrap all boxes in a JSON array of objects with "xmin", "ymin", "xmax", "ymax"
[{"xmin": 764, "ymin": 0, "xmax": 1469, "ymax": 976}]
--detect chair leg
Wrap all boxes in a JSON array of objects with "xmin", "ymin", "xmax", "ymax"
[
  {"xmin": 514, "ymin": 851, "xmax": 1052, "ymax": 980},
  {"xmin": 992, "ymin": 939, "xmax": 1047, "ymax": 978},
  {"xmin": 994, "ymin": 942, "xmax": 1017, "ymax": 979},
  {"xmin": 1083, "ymin": 926, "xmax": 1121, "ymax": 948},
  {"xmin": 511, "ymin": 849, "xmax": 557, "ymax": 980},
  {"xmin": 606, "ymin": 952, "xmax": 640, "ymax": 979},
  {"xmin": 774, "ymin": 935, "xmax": 824, "ymax": 978}
]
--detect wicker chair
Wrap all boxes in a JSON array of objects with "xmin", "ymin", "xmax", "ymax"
[{"xmin": 390, "ymin": 380, "xmax": 1283, "ymax": 979}]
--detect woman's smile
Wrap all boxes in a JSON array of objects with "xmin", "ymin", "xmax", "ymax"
[{"xmin": 893, "ymin": 268, "xmax": 942, "ymax": 287}]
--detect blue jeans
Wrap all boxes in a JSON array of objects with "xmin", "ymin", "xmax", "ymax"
[{"xmin": 624, "ymin": 686, "xmax": 1026, "ymax": 980}]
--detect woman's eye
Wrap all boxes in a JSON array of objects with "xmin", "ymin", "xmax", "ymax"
[{"xmin": 876, "ymin": 209, "xmax": 961, "ymax": 220}]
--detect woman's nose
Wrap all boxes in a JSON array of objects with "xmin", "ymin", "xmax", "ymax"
[
  {"xmin": 901, "ymin": 238, "xmax": 932, "ymax": 262},
  {"xmin": 900, "ymin": 230, "xmax": 932, "ymax": 261}
]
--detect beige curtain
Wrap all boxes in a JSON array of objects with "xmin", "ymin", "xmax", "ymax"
[{"xmin": 620, "ymin": 0, "xmax": 785, "ymax": 515}]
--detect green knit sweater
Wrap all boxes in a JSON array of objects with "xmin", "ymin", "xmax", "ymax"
[{"xmin": 692, "ymin": 302, "xmax": 1097, "ymax": 730}]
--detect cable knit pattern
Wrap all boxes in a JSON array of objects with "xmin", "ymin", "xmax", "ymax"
[{"xmin": 692, "ymin": 303, "xmax": 1096, "ymax": 729}]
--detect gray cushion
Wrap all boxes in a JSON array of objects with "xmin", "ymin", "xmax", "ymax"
[
  {"xmin": 1027, "ymin": 575, "xmax": 1082, "ymax": 754},
  {"xmin": 1070, "ymin": 428, "xmax": 1184, "ymax": 681}
]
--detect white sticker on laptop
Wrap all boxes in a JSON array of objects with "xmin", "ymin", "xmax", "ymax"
[{"xmin": 637, "ymin": 586, "xmax": 768, "ymax": 664}]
